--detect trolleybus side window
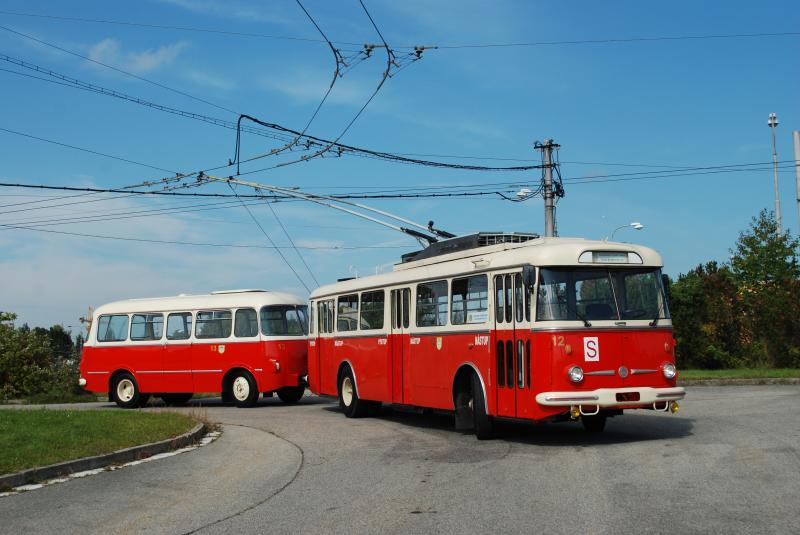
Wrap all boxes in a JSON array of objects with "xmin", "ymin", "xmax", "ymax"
[
  {"xmin": 504, "ymin": 274, "xmax": 513, "ymax": 323},
  {"xmin": 166, "ymin": 312, "xmax": 192, "ymax": 340},
  {"xmin": 97, "ymin": 314, "xmax": 129, "ymax": 342},
  {"xmin": 360, "ymin": 290, "xmax": 385, "ymax": 330},
  {"xmin": 494, "ymin": 275, "xmax": 504, "ymax": 323},
  {"xmin": 402, "ymin": 288, "xmax": 410, "ymax": 328},
  {"xmin": 261, "ymin": 305, "xmax": 308, "ymax": 336},
  {"xmin": 318, "ymin": 300, "xmax": 334, "ymax": 334},
  {"xmin": 416, "ymin": 280, "xmax": 448, "ymax": 327},
  {"xmin": 514, "ymin": 274, "xmax": 524, "ymax": 323},
  {"xmin": 337, "ymin": 294, "xmax": 359, "ymax": 332},
  {"xmin": 234, "ymin": 308, "xmax": 259, "ymax": 337},
  {"xmin": 451, "ymin": 275, "xmax": 488, "ymax": 325},
  {"xmin": 130, "ymin": 313, "xmax": 164, "ymax": 341},
  {"xmin": 195, "ymin": 309, "xmax": 232, "ymax": 339}
]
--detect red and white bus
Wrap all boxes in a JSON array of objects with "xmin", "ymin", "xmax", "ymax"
[
  {"xmin": 79, "ymin": 289, "xmax": 308, "ymax": 408},
  {"xmin": 308, "ymin": 233, "xmax": 685, "ymax": 438}
]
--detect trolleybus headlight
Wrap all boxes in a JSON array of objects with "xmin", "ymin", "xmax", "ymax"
[
  {"xmin": 568, "ymin": 366, "xmax": 584, "ymax": 384},
  {"xmin": 662, "ymin": 363, "xmax": 677, "ymax": 380},
  {"xmin": 78, "ymin": 377, "xmax": 87, "ymax": 387}
]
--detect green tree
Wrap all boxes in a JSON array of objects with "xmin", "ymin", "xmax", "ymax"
[{"xmin": 730, "ymin": 210, "xmax": 800, "ymax": 367}]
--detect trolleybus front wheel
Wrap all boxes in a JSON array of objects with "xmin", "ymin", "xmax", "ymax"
[
  {"xmin": 111, "ymin": 372, "xmax": 147, "ymax": 409},
  {"xmin": 277, "ymin": 385, "xmax": 305, "ymax": 404},
  {"xmin": 338, "ymin": 366, "xmax": 369, "ymax": 418}
]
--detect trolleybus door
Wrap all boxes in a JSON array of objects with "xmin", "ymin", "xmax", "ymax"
[
  {"xmin": 390, "ymin": 288, "xmax": 411, "ymax": 404},
  {"xmin": 307, "ymin": 301, "xmax": 321, "ymax": 393},
  {"xmin": 493, "ymin": 272, "xmax": 518, "ymax": 417},
  {"xmin": 493, "ymin": 270, "xmax": 535, "ymax": 419}
]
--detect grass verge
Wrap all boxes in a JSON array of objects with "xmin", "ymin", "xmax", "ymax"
[
  {"xmin": 0, "ymin": 409, "xmax": 196, "ymax": 475},
  {"xmin": 680, "ymin": 368, "xmax": 800, "ymax": 380}
]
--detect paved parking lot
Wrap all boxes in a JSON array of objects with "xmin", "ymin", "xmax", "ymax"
[{"xmin": 1, "ymin": 385, "xmax": 798, "ymax": 534}]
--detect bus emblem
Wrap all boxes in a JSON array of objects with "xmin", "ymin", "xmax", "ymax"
[
  {"xmin": 583, "ymin": 337, "xmax": 599, "ymax": 362},
  {"xmin": 218, "ymin": 345, "xmax": 226, "ymax": 354},
  {"xmin": 436, "ymin": 337, "xmax": 443, "ymax": 350}
]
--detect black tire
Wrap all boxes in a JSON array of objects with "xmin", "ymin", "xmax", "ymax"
[
  {"xmin": 277, "ymin": 385, "xmax": 305, "ymax": 404},
  {"xmin": 221, "ymin": 390, "xmax": 233, "ymax": 403},
  {"xmin": 227, "ymin": 370, "xmax": 259, "ymax": 408},
  {"xmin": 338, "ymin": 366, "xmax": 368, "ymax": 418},
  {"xmin": 582, "ymin": 414, "xmax": 607, "ymax": 432},
  {"xmin": 110, "ymin": 372, "xmax": 144, "ymax": 409},
  {"xmin": 471, "ymin": 373, "xmax": 494, "ymax": 440},
  {"xmin": 160, "ymin": 393, "xmax": 193, "ymax": 406}
]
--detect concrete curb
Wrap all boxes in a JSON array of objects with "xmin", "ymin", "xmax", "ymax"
[
  {"xmin": 0, "ymin": 422, "xmax": 206, "ymax": 489},
  {"xmin": 680, "ymin": 378, "xmax": 800, "ymax": 387}
]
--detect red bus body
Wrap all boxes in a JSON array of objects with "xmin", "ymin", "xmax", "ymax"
[
  {"xmin": 80, "ymin": 290, "xmax": 308, "ymax": 405},
  {"xmin": 308, "ymin": 235, "xmax": 685, "ymax": 434}
]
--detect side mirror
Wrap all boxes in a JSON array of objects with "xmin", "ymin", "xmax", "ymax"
[{"xmin": 523, "ymin": 265, "xmax": 536, "ymax": 288}]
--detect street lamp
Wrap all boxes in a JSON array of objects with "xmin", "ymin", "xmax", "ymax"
[
  {"xmin": 609, "ymin": 221, "xmax": 644, "ymax": 241},
  {"xmin": 768, "ymin": 112, "xmax": 781, "ymax": 232}
]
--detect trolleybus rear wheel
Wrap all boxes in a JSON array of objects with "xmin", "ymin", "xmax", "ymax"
[
  {"xmin": 582, "ymin": 414, "xmax": 607, "ymax": 432},
  {"xmin": 471, "ymin": 373, "xmax": 494, "ymax": 440},
  {"xmin": 338, "ymin": 366, "xmax": 368, "ymax": 418},
  {"xmin": 277, "ymin": 385, "xmax": 305, "ymax": 404},
  {"xmin": 160, "ymin": 393, "xmax": 193, "ymax": 406},
  {"xmin": 228, "ymin": 371, "xmax": 259, "ymax": 408},
  {"xmin": 111, "ymin": 372, "xmax": 144, "ymax": 409}
]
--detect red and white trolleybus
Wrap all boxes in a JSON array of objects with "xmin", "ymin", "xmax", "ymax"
[
  {"xmin": 79, "ymin": 289, "xmax": 308, "ymax": 408},
  {"xmin": 308, "ymin": 233, "xmax": 685, "ymax": 438}
]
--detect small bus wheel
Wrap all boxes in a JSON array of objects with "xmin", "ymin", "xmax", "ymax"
[
  {"xmin": 160, "ymin": 393, "xmax": 193, "ymax": 406},
  {"xmin": 582, "ymin": 414, "xmax": 607, "ymax": 432},
  {"xmin": 277, "ymin": 386, "xmax": 305, "ymax": 404},
  {"xmin": 111, "ymin": 372, "xmax": 143, "ymax": 409},
  {"xmin": 228, "ymin": 371, "xmax": 259, "ymax": 408},
  {"xmin": 471, "ymin": 373, "xmax": 494, "ymax": 440},
  {"xmin": 338, "ymin": 366, "xmax": 368, "ymax": 418}
]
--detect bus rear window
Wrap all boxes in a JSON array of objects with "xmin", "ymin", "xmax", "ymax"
[
  {"xmin": 196, "ymin": 310, "xmax": 232, "ymax": 338},
  {"xmin": 97, "ymin": 314, "xmax": 129, "ymax": 342},
  {"xmin": 261, "ymin": 305, "xmax": 308, "ymax": 336}
]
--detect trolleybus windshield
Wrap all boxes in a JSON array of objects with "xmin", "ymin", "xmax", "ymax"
[{"xmin": 536, "ymin": 267, "xmax": 670, "ymax": 322}]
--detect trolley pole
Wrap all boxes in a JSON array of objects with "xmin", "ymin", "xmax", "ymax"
[
  {"xmin": 768, "ymin": 113, "xmax": 781, "ymax": 232},
  {"xmin": 536, "ymin": 139, "xmax": 559, "ymax": 238},
  {"xmin": 794, "ymin": 130, "xmax": 800, "ymax": 230}
]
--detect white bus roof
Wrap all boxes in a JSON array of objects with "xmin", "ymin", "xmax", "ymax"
[
  {"xmin": 93, "ymin": 289, "xmax": 306, "ymax": 316},
  {"xmin": 310, "ymin": 236, "xmax": 664, "ymax": 299}
]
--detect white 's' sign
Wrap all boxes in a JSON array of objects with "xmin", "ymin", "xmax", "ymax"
[{"xmin": 583, "ymin": 337, "xmax": 599, "ymax": 362}]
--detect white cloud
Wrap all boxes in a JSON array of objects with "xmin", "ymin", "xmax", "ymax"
[
  {"xmin": 158, "ymin": 0, "xmax": 293, "ymax": 25},
  {"xmin": 88, "ymin": 38, "xmax": 190, "ymax": 74},
  {"xmin": 260, "ymin": 68, "xmax": 370, "ymax": 107},
  {"xmin": 186, "ymin": 70, "xmax": 236, "ymax": 90}
]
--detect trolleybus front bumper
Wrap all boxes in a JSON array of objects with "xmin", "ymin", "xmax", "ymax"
[{"xmin": 536, "ymin": 386, "xmax": 685, "ymax": 407}]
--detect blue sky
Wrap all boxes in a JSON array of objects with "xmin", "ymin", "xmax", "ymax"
[{"xmin": 0, "ymin": 0, "xmax": 798, "ymax": 328}]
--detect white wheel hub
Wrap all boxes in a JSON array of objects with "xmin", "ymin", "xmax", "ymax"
[
  {"xmin": 341, "ymin": 376, "xmax": 354, "ymax": 406},
  {"xmin": 117, "ymin": 379, "xmax": 135, "ymax": 403},
  {"xmin": 232, "ymin": 376, "xmax": 250, "ymax": 401}
]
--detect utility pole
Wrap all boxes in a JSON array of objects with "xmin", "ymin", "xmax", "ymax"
[
  {"xmin": 768, "ymin": 113, "xmax": 781, "ymax": 232},
  {"xmin": 794, "ymin": 130, "xmax": 800, "ymax": 229},
  {"xmin": 535, "ymin": 139, "xmax": 560, "ymax": 237}
]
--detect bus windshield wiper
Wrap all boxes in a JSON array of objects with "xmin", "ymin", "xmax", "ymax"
[{"xmin": 575, "ymin": 311, "xmax": 592, "ymax": 328}]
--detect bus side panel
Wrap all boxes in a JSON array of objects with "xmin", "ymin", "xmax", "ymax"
[
  {"xmin": 407, "ymin": 333, "xmax": 455, "ymax": 410},
  {"xmin": 124, "ymin": 344, "xmax": 163, "ymax": 393},
  {"xmin": 190, "ymin": 341, "xmax": 229, "ymax": 393},
  {"xmin": 343, "ymin": 335, "xmax": 391, "ymax": 402}
]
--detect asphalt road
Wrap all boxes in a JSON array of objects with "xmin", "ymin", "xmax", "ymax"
[{"xmin": 1, "ymin": 386, "xmax": 798, "ymax": 534}]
